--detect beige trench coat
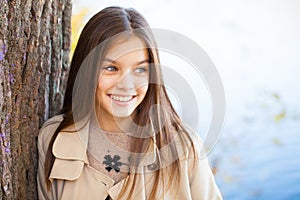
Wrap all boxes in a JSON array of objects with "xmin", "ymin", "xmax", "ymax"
[{"xmin": 37, "ymin": 115, "xmax": 222, "ymax": 200}]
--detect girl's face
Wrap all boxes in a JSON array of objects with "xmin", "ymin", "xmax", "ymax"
[{"xmin": 95, "ymin": 36, "xmax": 149, "ymax": 123}]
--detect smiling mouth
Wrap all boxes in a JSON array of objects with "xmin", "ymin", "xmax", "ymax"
[{"xmin": 109, "ymin": 95, "xmax": 136, "ymax": 102}]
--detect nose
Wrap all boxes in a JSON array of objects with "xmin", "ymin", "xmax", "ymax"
[{"xmin": 116, "ymin": 72, "xmax": 134, "ymax": 90}]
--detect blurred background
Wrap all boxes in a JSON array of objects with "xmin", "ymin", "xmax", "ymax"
[{"xmin": 72, "ymin": 0, "xmax": 300, "ymax": 199}]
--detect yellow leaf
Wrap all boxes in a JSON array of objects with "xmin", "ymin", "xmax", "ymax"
[
  {"xmin": 272, "ymin": 137, "xmax": 282, "ymax": 146},
  {"xmin": 273, "ymin": 110, "xmax": 286, "ymax": 122},
  {"xmin": 71, "ymin": 8, "xmax": 89, "ymax": 59},
  {"xmin": 272, "ymin": 93, "xmax": 280, "ymax": 101}
]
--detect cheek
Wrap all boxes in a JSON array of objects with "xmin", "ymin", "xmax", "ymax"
[
  {"xmin": 137, "ymin": 76, "xmax": 149, "ymax": 98},
  {"xmin": 97, "ymin": 76, "xmax": 115, "ymax": 92},
  {"xmin": 135, "ymin": 76, "xmax": 149, "ymax": 91},
  {"xmin": 138, "ymin": 84, "xmax": 149, "ymax": 97}
]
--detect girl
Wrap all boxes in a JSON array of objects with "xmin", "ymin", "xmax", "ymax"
[{"xmin": 37, "ymin": 6, "xmax": 222, "ymax": 200}]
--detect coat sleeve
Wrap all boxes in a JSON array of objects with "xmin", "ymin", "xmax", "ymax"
[
  {"xmin": 37, "ymin": 125, "xmax": 51, "ymax": 199},
  {"xmin": 188, "ymin": 136, "xmax": 223, "ymax": 200},
  {"xmin": 37, "ymin": 143, "xmax": 51, "ymax": 199},
  {"xmin": 37, "ymin": 117, "xmax": 63, "ymax": 200}
]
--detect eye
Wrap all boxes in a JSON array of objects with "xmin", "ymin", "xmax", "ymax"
[
  {"xmin": 103, "ymin": 66, "xmax": 118, "ymax": 72},
  {"xmin": 134, "ymin": 66, "xmax": 148, "ymax": 74}
]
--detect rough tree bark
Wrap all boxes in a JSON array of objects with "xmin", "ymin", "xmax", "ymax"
[{"xmin": 0, "ymin": 0, "xmax": 72, "ymax": 199}]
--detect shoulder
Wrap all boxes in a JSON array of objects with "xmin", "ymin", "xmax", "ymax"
[
  {"xmin": 173, "ymin": 125, "xmax": 204, "ymax": 159},
  {"xmin": 171, "ymin": 126, "xmax": 223, "ymax": 199},
  {"xmin": 38, "ymin": 114, "xmax": 64, "ymax": 156},
  {"xmin": 159, "ymin": 125, "xmax": 203, "ymax": 168}
]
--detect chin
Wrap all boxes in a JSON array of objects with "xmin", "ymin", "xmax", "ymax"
[{"xmin": 110, "ymin": 111, "xmax": 134, "ymax": 119}]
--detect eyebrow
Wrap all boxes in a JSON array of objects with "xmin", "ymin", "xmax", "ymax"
[{"xmin": 103, "ymin": 58, "xmax": 150, "ymax": 66}]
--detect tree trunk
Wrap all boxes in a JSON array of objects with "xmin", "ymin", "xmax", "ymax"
[{"xmin": 0, "ymin": 0, "xmax": 72, "ymax": 199}]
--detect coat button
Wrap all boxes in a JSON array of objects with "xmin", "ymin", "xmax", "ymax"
[{"xmin": 147, "ymin": 163, "xmax": 158, "ymax": 171}]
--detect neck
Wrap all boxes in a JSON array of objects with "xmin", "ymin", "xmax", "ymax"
[{"xmin": 93, "ymin": 111, "xmax": 134, "ymax": 133}]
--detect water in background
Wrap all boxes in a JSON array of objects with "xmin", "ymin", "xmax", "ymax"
[{"xmin": 210, "ymin": 91, "xmax": 300, "ymax": 199}]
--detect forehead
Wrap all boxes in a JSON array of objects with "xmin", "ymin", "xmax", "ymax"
[{"xmin": 104, "ymin": 36, "xmax": 148, "ymax": 61}]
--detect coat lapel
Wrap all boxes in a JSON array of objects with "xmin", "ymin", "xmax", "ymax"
[{"xmin": 49, "ymin": 118, "xmax": 90, "ymax": 181}]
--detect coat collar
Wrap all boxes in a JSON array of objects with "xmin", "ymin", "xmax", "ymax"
[
  {"xmin": 52, "ymin": 118, "xmax": 89, "ymax": 163},
  {"xmin": 50, "ymin": 117, "xmax": 157, "ymax": 181}
]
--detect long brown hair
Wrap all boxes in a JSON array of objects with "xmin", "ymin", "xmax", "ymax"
[{"xmin": 44, "ymin": 6, "xmax": 195, "ymax": 199}]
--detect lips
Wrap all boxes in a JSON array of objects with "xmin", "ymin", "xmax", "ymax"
[{"xmin": 109, "ymin": 94, "xmax": 136, "ymax": 102}]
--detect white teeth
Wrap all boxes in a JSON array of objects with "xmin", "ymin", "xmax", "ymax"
[{"xmin": 111, "ymin": 95, "xmax": 133, "ymax": 102}]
